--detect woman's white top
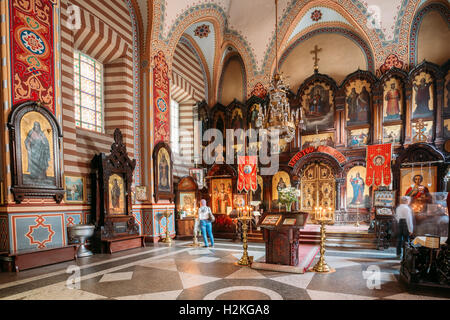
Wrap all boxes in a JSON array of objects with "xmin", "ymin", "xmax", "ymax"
[
  {"xmin": 395, "ymin": 204, "xmax": 414, "ymax": 233},
  {"xmin": 198, "ymin": 206, "xmax": 212, "ymax": 220}
]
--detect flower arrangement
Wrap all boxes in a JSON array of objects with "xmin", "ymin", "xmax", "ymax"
[{"xmin": 278, "ymin": 187, "xmax": 301, "ymax": 211}]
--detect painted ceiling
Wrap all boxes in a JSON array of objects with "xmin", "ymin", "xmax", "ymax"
[{"xmin": 133, "ymin": 0, "xmax": 448, "ymax": 91}]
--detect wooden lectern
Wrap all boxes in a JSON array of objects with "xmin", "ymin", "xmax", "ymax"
[{"xmin": 259, "ymin": 212, "xmax": 309, "ymax": 266}]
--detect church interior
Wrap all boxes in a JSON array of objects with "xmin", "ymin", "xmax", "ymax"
[{"xmin": 0, "ymin": 0, "xmax": 449, "ymax": 304}]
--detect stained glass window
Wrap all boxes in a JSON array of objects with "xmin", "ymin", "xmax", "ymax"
[{"xmin": 73, "ymin": 51, "xmax": 104, "ymax": 133}]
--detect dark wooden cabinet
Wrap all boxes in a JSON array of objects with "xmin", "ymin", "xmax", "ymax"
[{"xmin": 260, "ymin": 212, "xmax": 309, "ymax": 267}]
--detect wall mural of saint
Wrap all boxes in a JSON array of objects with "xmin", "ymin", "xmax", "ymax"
[
  {"xmin": 346, "ymin": 80, "xmax": 371, "ymax": 125},
  {"xmin": 20, "ymin": 112, "xmax": 55, "ymax": 186},
  {"xmin": 346, "ymin": 166, "xmax": 369, "ymax": 209},
  {"xmin": 301, "ymin": 82, "xmax": 334, "ymax": 133},
  {"xmin": 412, "ymin": 72, "xmax": 434, "ymax": 119},
  {"xmin": 383, "ymin": 78, "xmax": 402, "ymax": 121},
  {"xmin": 158, "ymin": 148, "xmax": 171, "ymax": 192}
]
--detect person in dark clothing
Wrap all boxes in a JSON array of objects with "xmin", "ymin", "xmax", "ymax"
[{"xmin": 395, "ymin": 196, "xmax": 414, "ymax": 258}]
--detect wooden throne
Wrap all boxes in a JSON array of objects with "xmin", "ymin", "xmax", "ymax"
[{"xmin": 91, "ymin": 129, "xmax": 145, "ymax": 254}]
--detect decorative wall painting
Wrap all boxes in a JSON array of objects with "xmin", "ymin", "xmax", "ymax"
[
  {"xmin": 301, "ymin": 82, "xmax": 334, "ymax": 132},
  {"xmin": 346, "ymin": 166, "xmax": 370, "ymax": 209},
  {"xmin": 272, "ymin": 171, "xmax": 291, "ymax": 201},
  {"xmin": 383, "ymin": 78, "xmax": 403, "ymax": 122},
  {"xmin": 411, "ymin": 72, "xmax": 434, "ymax": 119},
  {"xmin": 108, "ymin": 174, "xmax": 126, "ymax": 215},
  {"xmin": 301, "ymin": 132, "xmax": 335, "ymax": 150},
  {"xmin": 346, "ymin": 80, "xmax": 371, "ymax": 125},
  {"xmin": 400, "ymin": 166, "xmax": 437, "ymax": 214},
  {"xmin": 211, "ymin": 178, "xmax": 232, "ymax": 214},
  {"xmin": 383, "ymin": 125, "xmax": 402, "ymax": 144},
  {"xmin": 64, "ymin": 175, "xmax": 85, "ymax": 203},
  {"xmin": 10, "ymin": 0, "xmax": 56, "ymax": 113},
  {"xmin": 348, "ymin": 128, "xmax": 369, "ymax": 147}
]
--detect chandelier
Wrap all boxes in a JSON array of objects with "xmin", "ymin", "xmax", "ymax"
[{"xmin": 255, "ymin": 0, "xmax": 305, "ymax": 143}]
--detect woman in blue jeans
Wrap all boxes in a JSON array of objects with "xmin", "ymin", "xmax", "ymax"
[{"xmin": 198, "ymin": 199, "xmax": 215, "ymax": 247}]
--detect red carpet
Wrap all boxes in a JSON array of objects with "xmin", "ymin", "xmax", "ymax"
[{"xmin": 251, "ymin": 244, "xmax": 320, "ymax": 274}]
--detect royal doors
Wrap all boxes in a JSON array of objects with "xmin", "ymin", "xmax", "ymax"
[{"xmin": 300, "ymin": 163, "xmax": 335, "ymax": 224}]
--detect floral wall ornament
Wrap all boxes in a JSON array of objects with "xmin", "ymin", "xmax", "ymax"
[
  {"xmin": 311, "ymin": 10, "xmax": 322, "ymax": 22},
  {"xmin": 250, "ymin": 82, "xmax": 268, "ymax": 99},
  {"xmin": 194, "ymin": 24, "xmax": 211, "ymax": 38},
  {"xmin": 379, "ymin": 54, "xmax": 404, "ymax": 75}
]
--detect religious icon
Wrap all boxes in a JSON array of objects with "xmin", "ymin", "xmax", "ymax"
[
  {"xmin": 383, "ymin": 78, "xmax": 402, "ymax": 121},
  {"xmin": 272, "ymin": 171, "xmax": 291, "ymax": 201},
  {"xmin": 135, "ymin": 186, "xmax": 148, "ymax": 201},
  {"xmin": 20, "ymin": 112, "xmax": 55, "ymax": 186},
  {"xmin": 249, "ymin": 104, "xmax": 260, "ymax": 128},
  {"xmin": 179, "ymin": 192, "xmax": 196, "ymax": 213},
  {"xmin": 412, "ymin": 73, "xmax": 434, "ymax": 119},
  {"xmin": 250, "ymin": 175, "xmax": 263, "ymax": 204},
  {"xmin": 346, "ymin": 80, "xmax": 371, "ymax": 125},
  {"xmin": 211, "ymin": 179, "xmax": 232, "ymax": 214},
  {"xmin": 444, "ymin": 119, "xmax": 450, "ymax": 139},
  {"xmin": 348, "ymin": 128, "xmax": 369, "ymax": 147},
  {"xmin": 158, "ymin": 148, "xmax": 171, "ymax": 192},
  {"xmin": 189, "ymin": 168, "xmax": 205, "ymax": 190},
  {"xmin": 383, "ymin": 125, "xmax": 402, "ymax": 144},
  {"xmin": 373, "ymin": 155, "xmax": 385, "ymax": 167},
  {"xmin": 300, "ymin": 81, "xmax": 334, "ymax": 133},
  {"xmin": 444, "ymin": 71, "xmax": 450, "ymax": 116},
  {"xmin": 301, "ymin": 133, "xmax": 335, "ymax": 150},
  {"xmin": 233, "ymin": 194, "xmax": 246, "ymax": 208},
  {"xmin": 346, "ymin": 166, "xmax": 369, "ymax": 209},
  {"xmin": 401, "ymin": 167, "xmax": 436, "ymax": 214},
  {"xmin": 64, "ymin": 175, "xmax": 85, "ymax": 203},
  {"xmin": 109, "ymin": 174, "xmax": 126, "ymax": 215}
]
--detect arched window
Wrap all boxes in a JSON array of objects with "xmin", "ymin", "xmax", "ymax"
[{"xmin": 73, "ymin": 51, "xmax": 104, "ymax": 133}]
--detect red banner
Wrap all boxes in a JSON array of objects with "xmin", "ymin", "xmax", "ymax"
[
  {"xmin": 366, "ymin": 144, "xmax": 392, "ymax": 187},
  {"xmin": 238, "ymin": 156, "xmax": 258, "ymax": 192},
  {"xmin": 10, "ymin": 0, "xmax": 55, "ymax": 113},
  {"xmin": 153, "ymin": 51, "xmax": 170, "ymax": 145}
]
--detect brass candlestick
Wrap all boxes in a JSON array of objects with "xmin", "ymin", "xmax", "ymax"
[
  {"xmin": 161, "ymin": 210, "xmax": 173, "ymax": 245},
  {"xmin": 190, "ymin": 208, "xmax": 201, "ymax": 247},
  {"xmin": 237, "ymin": 206, "xmax": 253, "ymax": 266},
  {"xmin": 310, "ymin": 207, "xmax": 335, "ymax": 274}
]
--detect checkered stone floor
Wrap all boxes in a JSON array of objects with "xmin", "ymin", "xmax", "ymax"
[{"xmin": 0, "ymin": 240, "xmax": 449, "ymax": 300}]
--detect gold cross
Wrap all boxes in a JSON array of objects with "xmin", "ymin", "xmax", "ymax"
[{"xmin": 310, "ymin": 45, "xmax": 322, "ymax": 71}]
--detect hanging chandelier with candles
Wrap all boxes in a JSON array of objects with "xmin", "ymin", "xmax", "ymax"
[{"xmin": 255, "ymin": 0, "xmax": 305, "ymax": 143}]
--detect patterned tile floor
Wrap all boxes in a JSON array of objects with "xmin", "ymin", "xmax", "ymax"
[{"xmin": 0, "ymin": 240, "xmax": 449, "ymax": 300}]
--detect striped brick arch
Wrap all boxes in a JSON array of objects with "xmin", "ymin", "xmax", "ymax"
[
  {"xmin": 60, "ymin": 0, "xmax": 135, "ymax": 177},
  {"xmin": 171, "ymin": 38, "xmax": 208, "ymax": 179}
]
